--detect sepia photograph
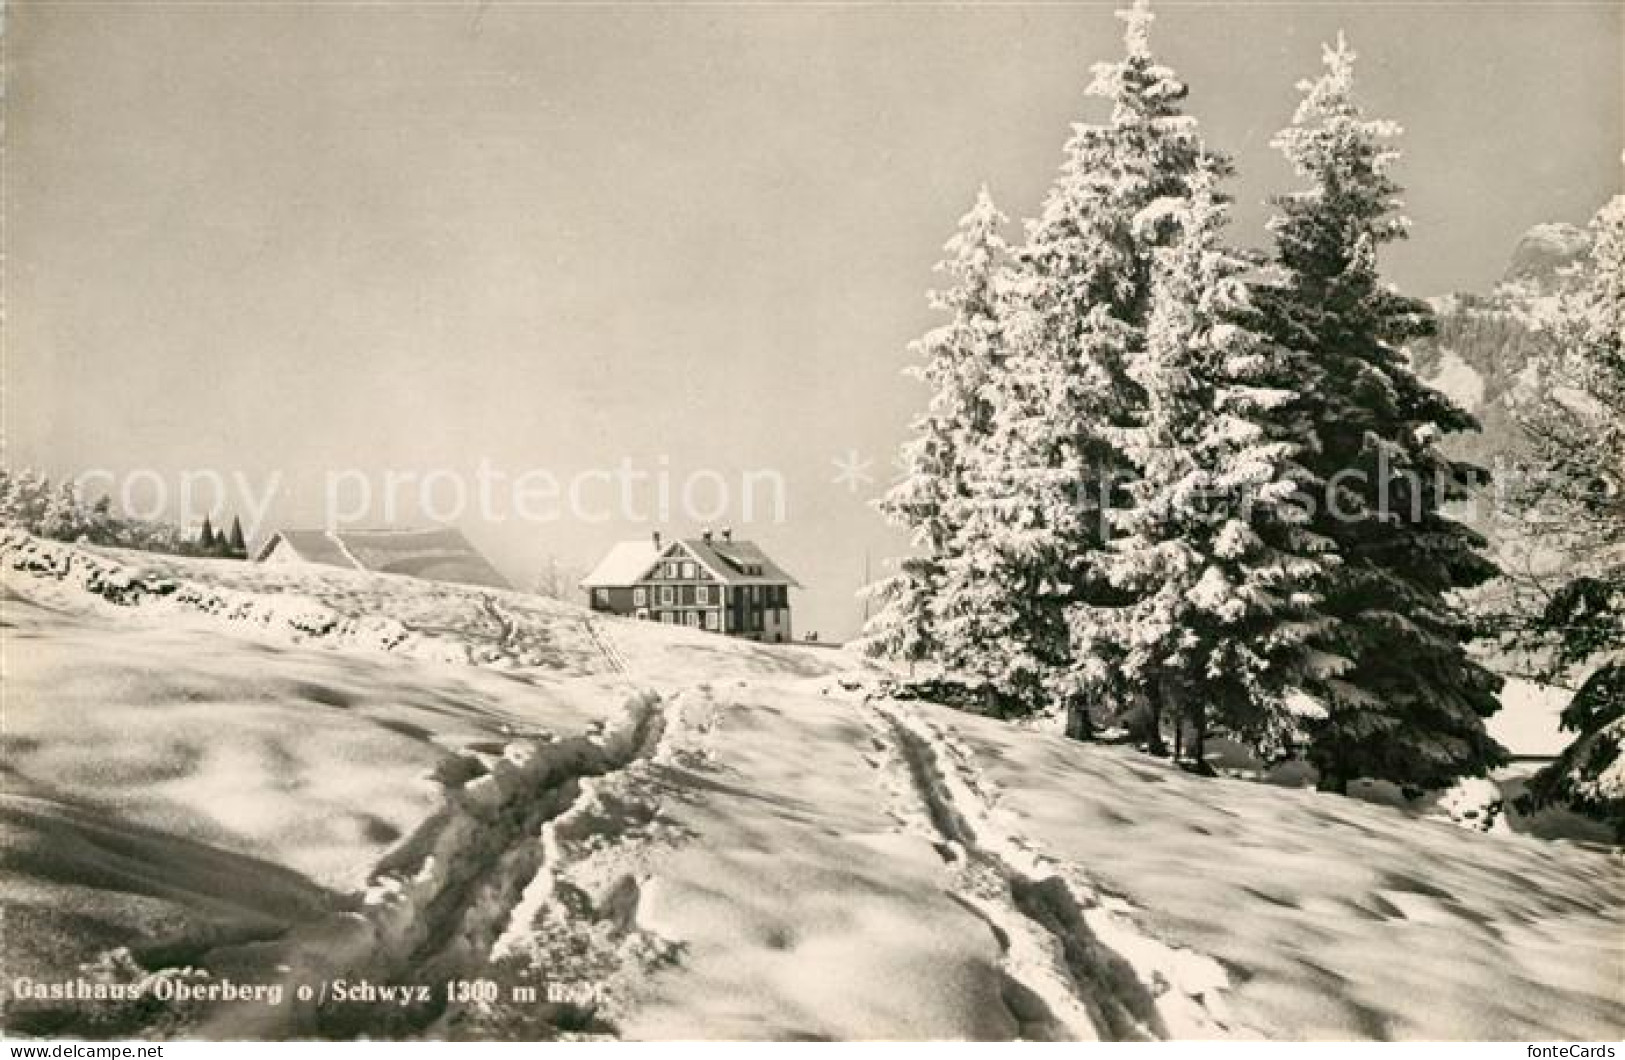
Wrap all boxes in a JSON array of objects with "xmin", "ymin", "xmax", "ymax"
[{"xmin": 1, "ymin": 0, "xmax": 1621, "ymax": 1045}]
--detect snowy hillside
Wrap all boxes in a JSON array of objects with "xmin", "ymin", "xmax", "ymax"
[{"xmin": 2, "ymin": 533, "xmax": 1621, "ymax": 1041}]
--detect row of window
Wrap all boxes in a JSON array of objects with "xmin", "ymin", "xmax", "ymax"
[
  {"xmin": 636, "ymin": 608, "xmax": 721, "ymax": 631},
  {"xmin": 592, "ymin": 586, "xmax": 712, "ymax": 607},
  {"xmin": 658, "ymin": 560, "xmax": 705, "ymax": 581},
  {"xmin": 623, "ymin": 585, "xmax": 788, "ymax": 608},
  {"xmin": 634, "ymin": 584, "xmax": 718, "ymax": 607},
  {"xmin": 655, "ymin": 557, "xmax": 768, "ymax": 581},
  {"xmin": 591, "ymin": 585, "xmax": 788, "ymax": 609}
]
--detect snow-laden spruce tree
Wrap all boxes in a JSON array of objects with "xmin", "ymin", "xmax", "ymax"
[
  {"xmin": 39, "ymin": 481, "xmax": 87, "ymax": 542},
  {"xmin": 1075, "ymin": 163, "xmax": 1343, "ymax": 765},
  {"xmin": 227, "ymin": 516, "xmax": 248, "ymax": 557},
  {"xmin": 0, "ymin": 468, "xmax": 54, "ymax": 530},
  {"xmin": 1259, "ymin": 35, "xmax": 1505, "ymax": 791},
  {"xmin": 937, "ymin": 0, "xmax": 1214, "ymax": 725},
  {"xmin": 1514, "ymin": 194, "xmax": 1625, "ymax": 835},
  {"xmin": 861, "ymin": 188, "xmax": 1010, "ymax": 668}
]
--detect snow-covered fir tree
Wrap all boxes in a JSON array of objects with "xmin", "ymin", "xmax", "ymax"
[
  {"xmin": 1514, "ymin": 194, "xmax": 1625, "ymax": 835},
  {"xmin": 861, "ymin": 187, "xmax": 1010, "ymax": 667},
  {"xmin": 227, "ymin": 516, "xmax": 248, "ymax": 558},
  {"xmin": 1523, "ymin": 577, "xmax": 1625, "ymax": 838},
  {"xmin": 1509, "ymin": 193, "xmax": 1625, "ymax": 584},
  {"xmin": 859, "ymin": 554, "xmax": 940, "ymax": 668},
  {"xmin": 938, "ymin": 0, "xmax": 1214, "ymax": 724},
  {"xmin": 0, "ymin": 469, "xmax": 54, "ymax": 530},
  {"xmin": 1258, "ymin": 35, "xmax": 1505, "ymax": 791},
  {"xmin": 1075, "ymin": 163, "xmax": 1343, "ymax": 765},
  {"xmin": 0, "ymin": 468, "xmax": 187, "ymax": 553},
  {"xmin": 39, "ymin": 481, "xmax": 86, "ymax": 542}
]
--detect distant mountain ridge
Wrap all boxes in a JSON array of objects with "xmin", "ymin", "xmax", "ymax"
[{"xmin": 1411, "ymin": 220, "xmax": 1595, "ymax": 472}]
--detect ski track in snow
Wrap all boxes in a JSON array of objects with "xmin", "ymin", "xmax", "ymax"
[
  {"xmin": 178, "ymin": 688, "xmax": 696, "ymax": 1040},
  {"xmin": 860, "ymin": 697, "xmax": 1252, "ymax": 1041},
  {"xmin": 465, "ymin": 687, "xmax": 720, "ymax": 1038}
]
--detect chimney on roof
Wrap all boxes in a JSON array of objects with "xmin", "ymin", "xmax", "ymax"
[
  {"xmin": 721, "ymin": 526, "xmax": 733, "ymax": 542},
  {"xmin": 652, "ymin": 530, "xmax": 662, "ymax": 550},
  {"xmin": 702, "ymin": 527, "xmax": 713, "ymax": 543}
]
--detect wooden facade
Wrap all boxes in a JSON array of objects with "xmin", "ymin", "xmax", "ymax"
[{"xmin": 582, "ymin": 532, "xmax": 797, "ymax": 642}]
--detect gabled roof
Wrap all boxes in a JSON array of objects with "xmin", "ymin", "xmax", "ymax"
[
  {"xmin": 682, "ymin": 537, "xmax": 801, "ymax": 588},
  {"xmin": 579, "ymin": 540, "xmax": 661, "ymax": 588},
  {"xmin": 257, "ymin": 529, "xmax": 354, "ymax": 568},
  {"xmin": 580, "ymin": 536, "xmax": 800, "ymax": 588},
  {"xmin": 254, "ymin": 527, "xmax": 510, "ymax": 590}
]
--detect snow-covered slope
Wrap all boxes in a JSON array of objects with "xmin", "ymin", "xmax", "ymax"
[{"xmin": 2, "ymin": 534, "xmax": 1620, "ymax": 1040}]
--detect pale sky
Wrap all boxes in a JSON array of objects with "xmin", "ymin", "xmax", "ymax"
[{"xmin": 6, "ymin": 1, "xmax": 1621, "ymax": 639}]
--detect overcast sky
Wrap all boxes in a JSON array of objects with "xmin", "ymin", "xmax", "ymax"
[{"xmin": 7, "ymin": 1, "xmax": 1621, "ymax": 638}]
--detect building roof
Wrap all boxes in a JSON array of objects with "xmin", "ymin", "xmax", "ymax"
[
  {"xmin": 261, "ymin": 529, "xmax": 355, "ymax": 568},
  {"xmin": 684, "ymin": 537, "xmax": 801, "ymax": 587},
  {"xmin": 579, "ymin": 540, "xmax": 661, "ymax": 588},
  {"xmin": 580, "ymin": 535, "xmax": 800, "ymax": 589},
  {"xmin": 254, "ymin": 527, "xmax": 510, "ymax": 590}
]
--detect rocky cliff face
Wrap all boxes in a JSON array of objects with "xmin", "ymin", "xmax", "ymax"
[
  {"xmin": 1503, "ymin": 222, "xmax": 1593, "ymax": 286},
  {"xmin": 1410, "ymin": 221, "xmax": 1593, "ymax": 475}
]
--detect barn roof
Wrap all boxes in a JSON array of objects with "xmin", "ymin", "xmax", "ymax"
[
  {"xmin": 254, "ymin": 527, "xmax": 510, "ymax": 590},
  {"xmin": 258, "ymin": 529, "xmax": 355, "ymax": 568},
  {"xmin": 580, "ymin": 535, "xmax": 800, "ymax": 588}
]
